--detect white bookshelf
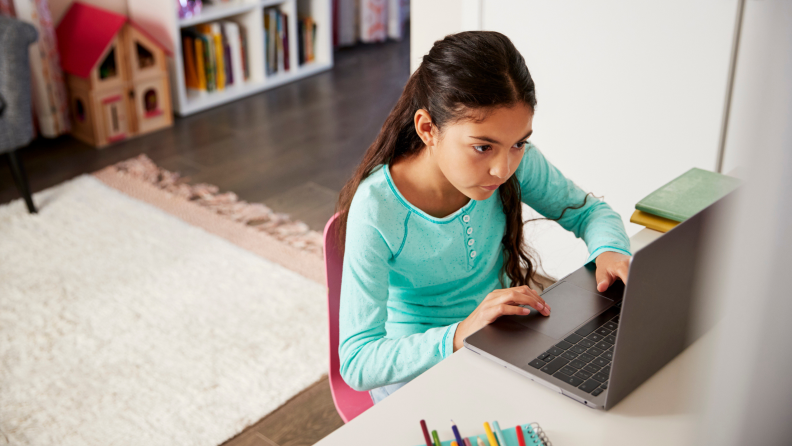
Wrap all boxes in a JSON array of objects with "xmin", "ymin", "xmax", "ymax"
[{"xmin": 128, "ymin": 0, "xmax": 333, "ymax": 116}]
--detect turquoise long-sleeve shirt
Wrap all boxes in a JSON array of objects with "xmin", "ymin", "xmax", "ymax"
[{"xmin": 338, "ymin": 142, "xmax": 631, "ymax": 391}]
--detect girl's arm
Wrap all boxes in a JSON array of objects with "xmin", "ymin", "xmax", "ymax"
[
  {"xmin": 517, "ymin": 143, "xmax": 632, "ymax": 264},
  {"xmin": 338, "ymin": 218, "xmax": 458, "ymax": 391}
]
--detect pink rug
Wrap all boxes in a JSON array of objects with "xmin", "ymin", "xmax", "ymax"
[{"xmin": 93, "ymin": 155, "xmax": 326, "ymax": 284}]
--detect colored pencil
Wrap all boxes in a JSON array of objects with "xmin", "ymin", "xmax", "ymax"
[
  {"xmin": 483, "ymin": 422, "xmax": 499, "ymax": 446},
  {"xmin": 432, "ymin": 430, "xmax": 441, "ymax": 446},
  {"xmin": 420, "ymin": 420, "xmax": 432, "ymax": 446},
  {"xmin": 492, "ymin": 421, "xmax": 507, "ymax": 446},
  {"xmin": 451, "ymin": 420, "xmax": 465, "ymax": 446},
  {"xmin": 477, "ymin": 437, "xmax": 487, "ymax": 446},
  {"xmin": 515, "ymin": 425, "xmax": 527, "ymax": 446},
  {"xmin": 464, "ymin": 438, "xmax": 473, "ymax": 446}
]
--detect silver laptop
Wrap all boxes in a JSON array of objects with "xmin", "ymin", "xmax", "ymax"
[{"xmin": 464, "ymin": 192, "xmax": 734, "ymax": 409}]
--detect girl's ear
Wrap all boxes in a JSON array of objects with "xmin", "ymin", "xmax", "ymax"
[{"xmin": 414, "ymin": 109, "xmax": 435, "ymax": 147}]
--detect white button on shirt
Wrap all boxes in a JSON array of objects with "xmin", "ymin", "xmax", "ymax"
[
  {"xmin": 463, "ymin": 215, "xmax": 470, "ymax": 223},
  {"xmin": 468, "ymin": 239, "xmax": 475, "ymax": 246},
  {"xmin": 470, "ymin": 250, "xmax": 477, "ymax": 258},
  {"xmin": 466, "ymin": 227, "xmax": 473, "ymax": 235}
]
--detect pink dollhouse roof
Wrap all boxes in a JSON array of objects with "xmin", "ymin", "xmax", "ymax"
[{"xmin": 56, "ymin": 2, "xmax": 170, "ymax": 79}]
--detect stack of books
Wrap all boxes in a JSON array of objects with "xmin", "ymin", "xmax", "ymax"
[
  {"xmin": 264, "ymin": 7, "xmax": 289, "ymax": 74},
  {"xmin": 630, "ymin": 167, "xmax": 741, "ymax": 232},
  {"xmin": 182, "ymin": 21, "xmax": 249, "ymax": 93}
]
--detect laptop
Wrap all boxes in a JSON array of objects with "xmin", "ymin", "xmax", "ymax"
[{"xmin": 464, "ymin": 191, "xmax": 734, "ymax": 410}]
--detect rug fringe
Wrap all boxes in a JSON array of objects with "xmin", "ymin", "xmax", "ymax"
[{"xmin": 111, "ymin": 155, "xmax": 325, "ymax": 258}]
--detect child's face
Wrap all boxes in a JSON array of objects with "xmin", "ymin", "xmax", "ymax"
[{"xmin": 434, "ymin": 103, "xmax": 534, "ymax": 201}]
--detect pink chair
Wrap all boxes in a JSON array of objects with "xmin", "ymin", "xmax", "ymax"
[{"xmin": 323, "ymin": 213, "xmax": 374, "ymax": 423}]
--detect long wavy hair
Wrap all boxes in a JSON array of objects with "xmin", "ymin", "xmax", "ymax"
[{"xmin": 335, "ymin": 31, "xmax": 593, "ymax": 290}]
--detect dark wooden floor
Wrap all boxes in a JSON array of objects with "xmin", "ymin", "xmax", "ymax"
[
  {"xmin": 222, "ymin": 375, "xmax": 346, "ymax": 446},
  {"xmin": 2, "ymin": 35, "xmax": 410, "ymax": 445},
  {"xmin": 1, "ymin": 34, "xmax": 410, "ymax": 233}
]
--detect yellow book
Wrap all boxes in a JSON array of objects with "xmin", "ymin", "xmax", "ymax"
[
  {"xmin": 630, "ymin": 209, "xmax": 680, "ymax": 233},
  {"xmin": 194, "ymin": 38, "xmax": 206, "ymax": 90},
  {"xmin": 182, "ymin": 36, "xmax": 199, "ymax": 89},
  {"xmin": 212, "ymin": 24, "xmax": 225, "ymax": 90}
]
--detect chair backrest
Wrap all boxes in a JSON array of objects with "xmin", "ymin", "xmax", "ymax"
[
  {"xmin": 323, "ymin": 213, "xmax": 373, "ymax": 423},
  {"xmin": 0, "ymin": 15, "xmax": 38, "ymax": 152}
]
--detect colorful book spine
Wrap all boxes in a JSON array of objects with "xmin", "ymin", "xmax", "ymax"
[
  {"xmin": 283, "ymin": 12, "xmax": 290, "ymax": 71},
  {"xmin": 182, "ymin": 35, "xmax": 199, "ymax": 89},
  {"xmin": 222, "ymin": 21, "xmax": 244, "ymax": 88},
  {"xmin": 210, "ymin": 23, "xmax": 225, "ymax": 90},
  {"xmin": 194, "ymin": 37, "xmax": 206, "ymax": 90},
  {"xmin": 629, "ymin": 209, "xmax": 679, "ymax": 233},
  {"xmin": 183, "ymin": 20, "xmax": 248, "ymax": 93},
  {"xmin": 240, "ymin": 25, "xmax": 249, "ymax": 80},
  {"xmin": 276, "ymin": 10, "xmax": 284, "ymax": 72},
  {"xmin": 297, "ymin": 18, "xmax": 305, "ymax": 65}
]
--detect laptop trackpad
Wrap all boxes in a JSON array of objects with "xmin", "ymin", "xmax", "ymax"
[{"xmin": 514, "ymin": 282, "xmax": 614, "ymax": 339}]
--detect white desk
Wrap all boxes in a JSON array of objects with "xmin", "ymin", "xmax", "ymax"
[{"xmin": 316, "ymin": 229, "xmax": 712, "ymax": 446}]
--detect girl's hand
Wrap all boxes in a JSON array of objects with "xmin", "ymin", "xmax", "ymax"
[
  {"xmin": 595, "ymin": 251, "xmax": 632, "ymax": 292},
  {"xmin": 453, "ymin": 286, "xmax": 550, "ymax": 352}
]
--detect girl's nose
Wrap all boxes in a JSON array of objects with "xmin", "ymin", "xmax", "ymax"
[{"xmin": 490, "ymin": 153, "xmax": 510, "ymax": 179}]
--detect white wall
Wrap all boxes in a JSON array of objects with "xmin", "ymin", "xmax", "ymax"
[
  {"xmin": 410, "ymin": 0, "xmax": 481, "ymax": 72},
  {"xmin": 695, "ymin": 1, "xmax": 792, "ymax": 443},
  {"xmin": 411, "ymin": 1, "xmax": 740, "ymax": 278}
]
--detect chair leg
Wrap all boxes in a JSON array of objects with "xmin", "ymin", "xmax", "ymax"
[{"xmin": 7, "ymin": 150, "xmax": 37, "ymax": 214}]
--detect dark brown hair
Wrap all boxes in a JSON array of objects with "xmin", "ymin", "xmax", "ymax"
[{"xmin": 335, "ymin": 31, "xmax": 592, "ymax": 289}]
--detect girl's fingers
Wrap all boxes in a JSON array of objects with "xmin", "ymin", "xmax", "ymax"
[
  {"xmin": 501, "ymin": 286, "xmax": 547, "ymax": 309},
  {"xmin": 596, "ymin": 268, "xmax": 613, "ymax": 292},
  {"xmin": 618, "ymin": 262, "xmax": 630, "ymax": 284},
  {"xmin": 484, "ymin": 304, "xmax": 530, "ymax": 322}
]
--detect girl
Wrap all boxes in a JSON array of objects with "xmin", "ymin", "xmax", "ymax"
[{"xmin": 335, "ymin": 31, "xmax": 632, "ymax": 404}]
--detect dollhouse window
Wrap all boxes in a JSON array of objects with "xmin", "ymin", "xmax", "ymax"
[
  {"xmin": 144, "ymin": 89, "xmax": 158, "ymax": 112},
  {"xmin": 110, "ymin": 106, "xmax": 119, "ymax": 132},
  {"xmin": 99, "ymin": 48, "xmax": 117, "ymax": 79},
  {"xmin": 75, "ymin": 99, "xmax": 86, "ymax": 122},
  {"xmin": 136, "ymin": 43, "xmax": 155, "ymax": 69}
]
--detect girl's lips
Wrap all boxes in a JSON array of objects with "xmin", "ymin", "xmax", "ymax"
[{"xmin": 481, "ymin": 184, "xmax": 501, "ymax": 191}]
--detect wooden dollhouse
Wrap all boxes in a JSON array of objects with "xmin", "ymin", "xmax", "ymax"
[{"xmin": 56, "ymin": 2, "xmax": 173, "ymax": 148}]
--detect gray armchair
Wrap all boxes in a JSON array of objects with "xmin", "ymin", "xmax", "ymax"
[{"xmin": 0, "ymin": 15, "xmax": 39, "ymax": 213}]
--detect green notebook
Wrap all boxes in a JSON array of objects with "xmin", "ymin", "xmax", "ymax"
[{"xmin": 635, "ymin": 167, "xmax": 740, "ymax": 222}]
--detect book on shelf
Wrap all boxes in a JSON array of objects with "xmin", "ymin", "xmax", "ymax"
[
  {"xmin": 182, "ymin": 20, "xmax": 248, "ymax": 95},
  {"xmin": 264, "ymin": 7, "xmax": 290, "ymax": 75},
  {"xmin": 297, "ymin": 16, "xmax": 317, "ymax": 65},
  {"xmin": 209, "ymin": 23, "xmax": 226, "ymax": 90},
  {"xmin": 221, "ymin": 21, "xmax": 244, "ymax": 87},
  {"xmin": 631, "ymin": 167, "xmax": 741, "ymax": 232}
]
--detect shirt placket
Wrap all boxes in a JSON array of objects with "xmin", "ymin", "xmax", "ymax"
[{"xmin": 461, "ymin": 212, "xmax": 477, "ymax": 270}]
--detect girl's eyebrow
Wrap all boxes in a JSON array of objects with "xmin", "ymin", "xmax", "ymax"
[{"xmin": 469, "ymin": 130, "xmax": 533, "ymax": 145}]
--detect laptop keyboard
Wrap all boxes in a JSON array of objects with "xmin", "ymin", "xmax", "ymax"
[{"xmin": 528, "ymin": 301, "xmax": 622, "ymax": 397}]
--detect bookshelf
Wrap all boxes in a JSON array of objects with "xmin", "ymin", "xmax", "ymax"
[{"xmin": 128, "ymin": 0, "xmax": 333, "ymax": 116}]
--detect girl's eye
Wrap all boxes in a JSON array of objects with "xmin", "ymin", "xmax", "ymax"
[
  {"xmin": 473, "ymin": 145, "xmax": 491, "ymax": 153},
  {"xmin": 514, "ymin": 140, "xmax": 529, "ymax": 150}
]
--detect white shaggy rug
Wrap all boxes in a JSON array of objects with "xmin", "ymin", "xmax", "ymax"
[{"xmin": 0, "ymin": 175, "xmax": 328, "ymax": 446}]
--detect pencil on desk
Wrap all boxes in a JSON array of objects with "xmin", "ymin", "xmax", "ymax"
[
  {"xmin": 451, "ymin": 419, "xmax": 465, "ymax": 446},
  {"xmin": 420, "ymin": 420, "xmax": 432, "ymax": 446},
  {"xmin": 432, "ymin": 430, "xmax": 441, "ymax": 446},
  {"xmin": 483, "ymin": 422, "xmax": 499, "ymax": 446},
  {"xmin": 515, "ymin": 425, "xmax": 526, "ymax": 446},
  {"xmin": 477, "ymin": 437, "xmax": 487, "ymax": 446},
  {"xmin": 492, "ymin": 421, "xmax": 507, "ymax": 446},
  {"xmin": 464, "ymin": 438, "xmax": 473, "ymax": 446}
]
